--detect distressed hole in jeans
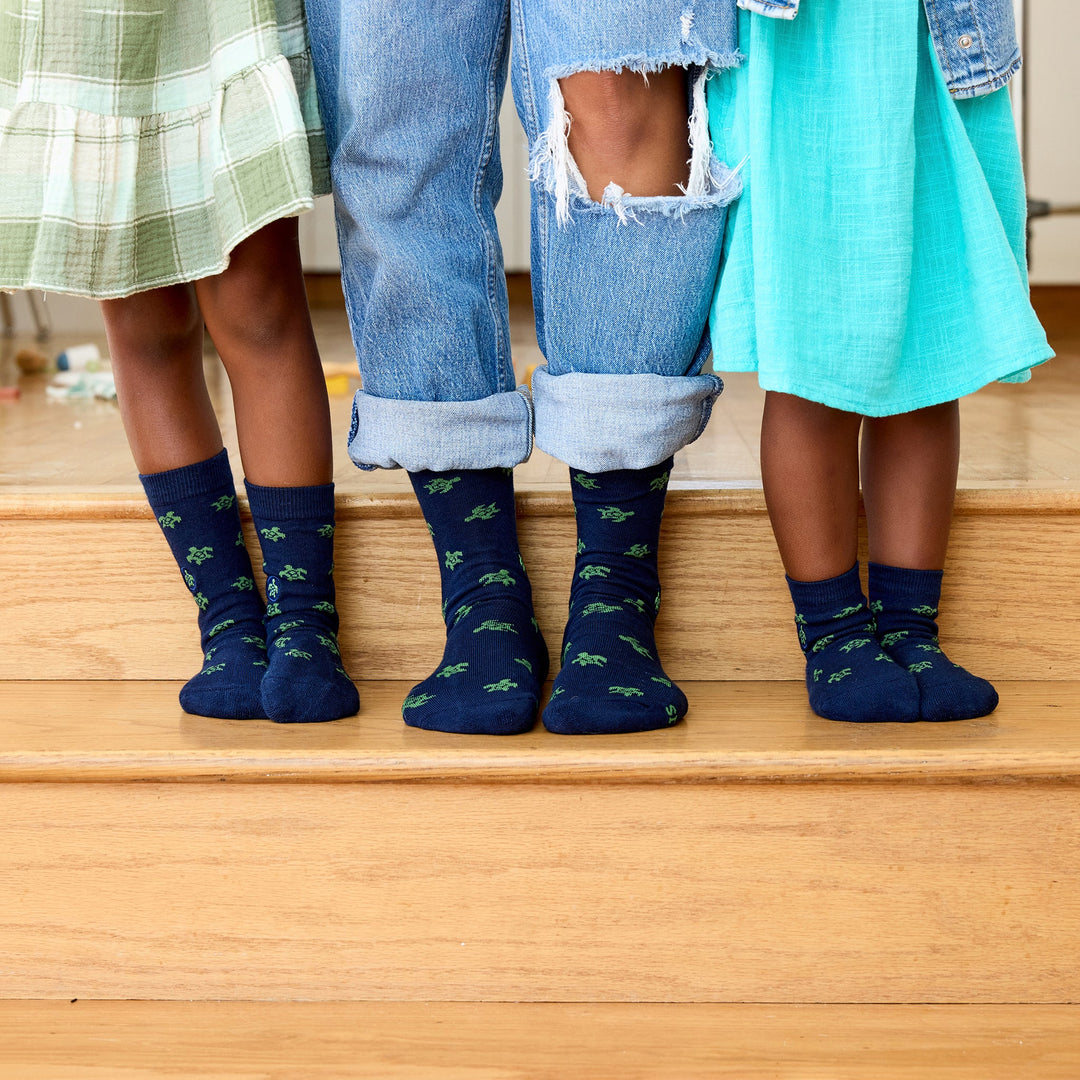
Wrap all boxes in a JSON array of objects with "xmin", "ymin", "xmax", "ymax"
[{"xmin": 528, "ymin": 62, "xmax": 743, "ymax": 226}]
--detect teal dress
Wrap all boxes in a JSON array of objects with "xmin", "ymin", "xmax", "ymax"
[{"xmin": 707, "ymin": 1, "xmax": 1053, "ymax": 416}]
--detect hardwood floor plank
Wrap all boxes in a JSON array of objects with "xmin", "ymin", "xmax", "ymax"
[{"xmin": 0, "ymin": 1002, "xmax": 1077, "ymax": 1079}]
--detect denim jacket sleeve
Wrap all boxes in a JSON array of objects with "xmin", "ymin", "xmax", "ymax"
[{"xmin": 735, "ymin": 0, "xmax": 1021, "ymax": 98}]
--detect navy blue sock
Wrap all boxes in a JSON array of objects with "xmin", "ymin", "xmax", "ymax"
[
  {"xmin": 245, "ymin": 481, "xmax": 359, "ymax": 724},
  {"xmin": 543, "ymin": 459, "xmax": 687, "ymax": 735},
  {"xmin": 140, "ymin": 449, "xmax": 268, "ymax": 719},
  {"xmin": 787, "ymin": 563, "xmax": 920, "ymax": 723},
  {"xmin": 869, "ymin": 562, "xmax": 998, "ymax": 721},
  {"xmin": 405, "ymin": 468, "xmax": 548, "ymax": 735}
]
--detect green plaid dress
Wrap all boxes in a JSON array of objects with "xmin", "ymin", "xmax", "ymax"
[{"xmin": 0, "ymin": 0, "xmax": 330, "ymax": 298}]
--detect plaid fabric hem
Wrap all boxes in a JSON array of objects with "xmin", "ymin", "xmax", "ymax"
[{"xmin": 0, "ymin": 0, "xmax": 329, "ymax": 298}]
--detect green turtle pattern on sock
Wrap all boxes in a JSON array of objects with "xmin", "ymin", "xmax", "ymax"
[
  {"xmin": 140, "ymin": 449, "xmax": 268, "ymax": 720},
  {"xmin": 543, "ymin": 459, "xmax": 687, "ymax": 735},
  {"xmin": 245, "ymin": 480, "xmax": 358, "ymax": 724},
  {"xmin": 403, "ymin": 468, "xmax": 548, "ymax": 735}
]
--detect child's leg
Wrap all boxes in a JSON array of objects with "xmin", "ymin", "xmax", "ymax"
[
  {"xmin": 537, "ymin": 69, "xmax": 700, "ymax": 734},
  {"xmin": 102, "ymin": 287, "xmax": 268, "ymax": 719},
  {"xmin": 193, "ymin": 219, "xmax": 358, "ymax": 723},
  {"xmin": 861, "ymin": 402, "xmax": 998, "ymax": 720},
  {"xmin": 402, "ymin": 468, "xmax": 549, "ymax": 735},
  {"xmin": 761, "ymin": 392, "xmax": 920, "ymax": 723}
]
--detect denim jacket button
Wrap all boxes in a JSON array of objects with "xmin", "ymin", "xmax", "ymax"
[{"xmin": 958, "ymin": 34, "xmax": 974, "ymax": 48}]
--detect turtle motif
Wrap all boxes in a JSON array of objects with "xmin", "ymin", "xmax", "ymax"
[
  {"xmin": 622, "ymin": 597, "xmax": 648, "ymax": 615},
  {"xmin": 318, "ymin": 524, "xmax": 335, "ymax": 538},
  {"xmin": 266, "ymin": 602, "xmax": 282, "ymax": 618},
  {"xmin": 578, "ymin": 565, "xmax": 610, "ymax": 581},
  {"xmin": 649, "ymin": 471, "xmax": 670, "ymax": 492},
  {"xmin": 207, "ymin": 619, "xmax": 236, "ymax": 638},
  {"xmin": 598, "ymin": 506, "xmax": 634, "ymax": 523},
  {"xmin": 158, "ymin": 511, "xmax": 182, "ymax": 529},
  {"xmin": 880, "ymin": 630, "xmax": 910, "ymax": 647},
  {"xmin": 651, "ymin": 676, "xmax": 672, "ymax": 687},
  {"xmin": 312, "ymin": 601, "xmax": 336, "ymax": 614},
  {"xmin": 577, "ymin": 539, "xmax": 586, "ymax": 555},
  {"xmin": 572, "ymin": 473, "xmax": 600, "ymax": 490},
  {"xmin": 242, "ymin": 635, "xmax": 266, "ymax": 647},
  {"xmin": 464, "ymin": 503, "xmax": 500, "ymax": 522},
  {"xmin": 231, "ymin": 576, "xmax": 255, "ymax": 592},
  {"xmin": 473, "ymin": 619, "xmax": 517, "ymax": 633},
  {"xmin": 182, "ymin": 568, "xmax": 196, "ymax": 591},
  {"xmin": 479, "ymin": 569, "xmax": 516, "ymax": 587},
  {"xmin": 317, "ymin": 634, "xmax": 341, "ymax": 656},
  {"xmin": 618, "ymin": 634, "xmax": 653, "ymax": 659},
  {"xmin": 811, "ymin": 634, "xmax": 836, "ymax": 654},
  {"xmin": 484, "ymin": 679, "xmax": 518, "ymax": 693},
  {"xmin": 193, "ymin": 592, "xmax": 209, "ymax": 612},
  {"xmin": 403, "ymin": 692, "xmax": 436, "ymax": 709},
  {"xmin": 202, "ymin": 662, "xmax": 227, "ymax": 675},
  {"xmin": 436, "ymin": 662, "xmax": 469, "ymax": 678},
  {"xmin": 186, "ymin": 545, "xmax": 213, "ymax": 566},
  {"xmin": 609, "ymin": 686, "xmax": 644, "ymax": 698},
  {"xmin": 444, "ymin": 550, "xmax": 464, "ymax": 571},
  {"xmin": 452, "ymin": 604, "xmax": 474, "ymax": 626},
  {"xmin": 571, "ymin": 652, "xmax": 607, "ymax": 667},
  {"xmin": 424, "ymin": 476, "xmax": 461, "ymax": 495},
  {"xmin": 285, "ymin": 649, "xmax": 312, "ymax": 660},
  {"xmin": 581, "ymin": 602, "xmax": 621, "ymax": 617},
  {"xmin": 839, "ymin": 637, "xmax": 872, "ymax": 653},
  {"xmin": 211, "ymin": 495, "xmax": 235, "ymax": 512},
  {"xmin": 832, "ymin": 605, "xmax": 863, "ymax": 620},
  {"xmin": 279, "ymin": 564, "xmax": 308, "ymax": 582},
  {"xmin": 624, "ymin": 544, "xmax": 651, "ymax": 558},
  {"xmin": 908, "ymin": 661, "xmax": 934, "ymax": 673},
  {"xmin": 911, "ymin": 605, "xmax": 938, "ymax": 617},
  {"xmin": 514, "ymin": 657, "xmax": 533, "ymax": 674},
  {"xmin": 260, "ymin": 526, "xmax": 286, "ymax": 542},
  {"xmin": 828, "ymin": 668, "xmax": 853, "ymax": 684}
]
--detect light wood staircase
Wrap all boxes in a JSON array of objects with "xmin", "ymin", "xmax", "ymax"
[{"xmin": 2, "ymin": 292, "xmax": 1079, "ymax": 1075}]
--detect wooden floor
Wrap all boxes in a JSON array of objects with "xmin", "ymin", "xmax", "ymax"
[
  {"xmin": 1, "ymin": 1002, "xmax": 1078, "ymax": 1079},
  {"xmin": 2, "ymin": 286, "xmax": 1077, "ymax": 494}
]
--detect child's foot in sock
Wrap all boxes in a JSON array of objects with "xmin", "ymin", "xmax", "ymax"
[
  {"xmin": 404, "ymin": 468, "xmax": 548, "ymax": 735},
  {"xmin": 869, "ymin": 562, "xmax": 998, "ymax": 721},
  {"xmin": 788, "ymin": 564, "xmax": 920, "ymax": 723},
  {"xmin": 141, "ymin": 449, "xmax": 268, "ymax": 719},
  {"xmin": 246, "ymin": 481, "xmax": 360, "ymax": 724},
  {"xmin": 543, "ymin": 460, "xmax": 687, "ymax": 735}
]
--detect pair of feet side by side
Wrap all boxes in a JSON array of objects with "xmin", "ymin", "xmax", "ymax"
[
  {"xmin": 788, "ymin": 563, "xmax": 998, "ymax": 723},
  {"xmin": 402, "ymin": 462, "xmax": 685, "ymax": 736},
  {"xmin": 143, "ymin": 449, "xmax": 359, "ymax": 724}
]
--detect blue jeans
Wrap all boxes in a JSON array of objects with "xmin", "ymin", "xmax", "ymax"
[{"xmin": 306, "ymin": 0, "xmax": 741, "ymax": 472}]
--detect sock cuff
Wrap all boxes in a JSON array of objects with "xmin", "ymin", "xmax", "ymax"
[
  {"xmin": 786, "ymin": 563, "xmax": 863, "ymax": 610},
  {"xmin": 140, "ymin": 447, "xmax": 233, "ymax": 505},
  {"xmin": 244, "ymin": 480, "xmax": 336, "ymax": 521},
  {"xmin": 867, "ymin": 562, "xmax": 944, "ymax": 602}
]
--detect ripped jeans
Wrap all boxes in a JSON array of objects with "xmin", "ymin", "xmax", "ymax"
[{"xmin": 305, "ymin": 0, "xmax": 741, "ymax": 472}]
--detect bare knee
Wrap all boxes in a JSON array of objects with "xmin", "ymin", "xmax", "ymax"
[
  {"xmin": 197, "ymin": 221, "xmax": 312, "ymax": 360},
  {"xmin": 559, "ymin": 68, "xmax": 690, "ymax": 198},
  {"xmin": 100, "ymin": 285, "xmax": 201, "ymax": 364}
]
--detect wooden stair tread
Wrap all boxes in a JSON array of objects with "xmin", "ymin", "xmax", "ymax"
[
  {"xmin": 3, "ymin": 680, "xmax": 1080, "ymax": 783},
  {"xmin": 1, "ymin": 1001, "xmax": 1078, "ymax": 1079}
]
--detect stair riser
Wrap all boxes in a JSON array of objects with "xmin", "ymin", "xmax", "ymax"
[
  {"xmin": 3, "ymin": 781, "xmax": 1078, "ymax": 1001},
  {"xmin": 5, "ymin": 506, "xmax": 1077, "ymax": 681}
]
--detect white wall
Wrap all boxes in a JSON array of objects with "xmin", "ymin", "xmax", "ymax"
[{"xmin": 1025, "ymin": 0, "xmax": 1080, "ymax": 283}]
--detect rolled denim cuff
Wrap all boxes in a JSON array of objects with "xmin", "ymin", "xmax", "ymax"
[
  {"xmin": 531, "ymin": 368, "xmax": 723, "ymax": 473},
  {"xmin": 346, "ymin": 387, "xmax": 534, "ymax": 472}
]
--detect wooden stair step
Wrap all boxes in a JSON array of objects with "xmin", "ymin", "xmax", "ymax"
[
  {"xmin": 1, "ymin": 1001, "xmax": 1078, "ymax": 1079},
  {"xmin": 2, "ymin": 680, "xmax": 1078, "ymax": 1002},
  {"xmin": 6, "ymin": 488, "xmax": 1080, "ymax": 682}
]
